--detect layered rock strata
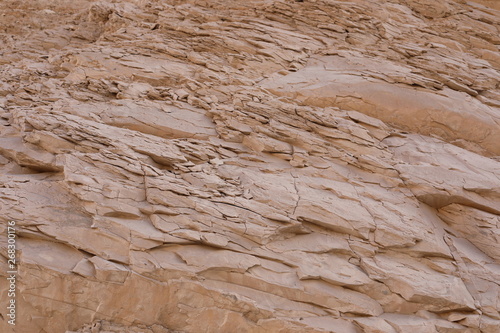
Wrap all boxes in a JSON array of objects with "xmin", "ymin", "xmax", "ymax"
[{"xmin": 0, "ymin": 0, "xmax": 499, "ymax": 332}]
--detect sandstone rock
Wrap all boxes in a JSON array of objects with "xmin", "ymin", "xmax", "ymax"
[
  {"xmin": 0, "ymin": 0, "xmax": 499, "ymax": 332},
  {"xmin": 361, "ymin": 254, "xmax": 476, "ymax": 312}
]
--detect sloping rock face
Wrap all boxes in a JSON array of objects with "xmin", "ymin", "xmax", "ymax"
[{"xmin": 0, "ymin": 0, "xmax": 499, "ymax": 332}]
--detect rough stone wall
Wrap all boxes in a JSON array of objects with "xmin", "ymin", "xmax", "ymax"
[{"xmin": 0, "ymin": 0, "xmax": 499, "ymax": 332}]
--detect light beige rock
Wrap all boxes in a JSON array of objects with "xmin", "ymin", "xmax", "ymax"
[
  {"xmin": 262, "ymin": 56, "xmax": 500, "ymax": 156},
  {"xmin": 361, "ymin": 254, "xmax": 476, "ymax": 311},
  {"xmin": 438, "ymin": 204, "xmax": 500, "ymax": 261},
  {"xmin": 0, "ymin": 0, "xmax": 499, "ymax": 332}
]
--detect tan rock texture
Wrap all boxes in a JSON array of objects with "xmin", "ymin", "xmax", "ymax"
[{"xmin": 0, "ymin": 0, "xmax": 499, "ymax": 332}]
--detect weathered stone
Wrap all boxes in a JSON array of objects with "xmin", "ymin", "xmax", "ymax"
[{"xmin": 0, "ymin": 0, "xmax": 499, "ymax": 332}]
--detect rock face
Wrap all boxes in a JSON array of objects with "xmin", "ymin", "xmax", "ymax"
[{"xmin": 0, "ymin": 0, "xmax": 499, "ymax": 332}]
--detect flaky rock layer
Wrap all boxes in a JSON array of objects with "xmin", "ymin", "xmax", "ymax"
[{"xmin": 0, "ymin": 0, "xmax": 499, "ymax": 332}]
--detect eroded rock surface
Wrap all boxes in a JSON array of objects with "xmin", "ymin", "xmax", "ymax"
[{"xmin": 0, "ymin": 0, "xmax": 499, "ymax": 332}]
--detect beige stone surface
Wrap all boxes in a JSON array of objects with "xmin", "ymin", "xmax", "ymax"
[{"xmin": 0, "ymin": 0, "xmax": 499, "ymax": 332}]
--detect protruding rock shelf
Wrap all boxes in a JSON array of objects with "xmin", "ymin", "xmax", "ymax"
[{"xmin": 0, "ymin": 0, "xmax": 499, "ymax": 332}]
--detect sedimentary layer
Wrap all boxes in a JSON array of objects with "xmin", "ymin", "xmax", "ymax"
[{"xmin": 0, "ymin": 0, "xmax": 499, "ymax": 332}]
